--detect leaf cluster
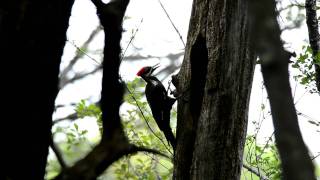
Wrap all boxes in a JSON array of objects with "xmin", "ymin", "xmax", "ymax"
[
  {"xmin": 292, "ymin": 45, "xmax": 320, "ymax": 93},
  {"xmin": 243, "ymin": 135, "xmax": 281, "ymax": 180}
]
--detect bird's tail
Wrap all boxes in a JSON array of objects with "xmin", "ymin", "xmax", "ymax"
[{"xmin": 162, "ymin": 126, "xmax": 176, "ymax": 150}]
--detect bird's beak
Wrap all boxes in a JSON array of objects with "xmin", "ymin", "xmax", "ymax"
[
  {"xmin": 150, "ymin": 63, "xmax": 160, "ymax": 74},
  {"xmin": 152, "ymin": 63, "xmax": 160, "ymax": 71}
]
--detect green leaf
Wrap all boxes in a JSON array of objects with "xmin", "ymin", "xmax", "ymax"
[
  {"xmin": 81, "ymin": 130, "xmax": 88, "ymax": 135},
  {"xmin": 306, "ymin": 46, "xmax": 313, "ymax": 54},
  {"xmin": 298, "ymin": 54, "xmax": 308, "ymax": 63},
  {"xmin": 74, "ymin": 123, "xmax": 79, "ymax": 131},
  {"xmin": 301, "ymin": 77, "xmax": 309, "ymax": 85},
  {"xmin": 292, "ymin": 63, "xmax": 299, "ymax": 68}
]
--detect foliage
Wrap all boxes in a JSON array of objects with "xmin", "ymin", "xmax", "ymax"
[
  {"xmin": 242, "ymin": 135, "xmax": 281, "ymax": 180},
  {"xmin": 75, "ymin": 100, "xmax": 102, "ymax": 134},
  {"xmin": 291, "ymin": 45, "xmax": 320, "ymax": 93},
  {"xmin": 48, "ymin": 78, "xmax": 320, "ymax": 180},
  {"xmin": 46, "ymin": 158, "xmax": 61, "ymax": 180},
  {"xmin": 47, "ymin": 78, "xmax": 174, "ymax": 179}
]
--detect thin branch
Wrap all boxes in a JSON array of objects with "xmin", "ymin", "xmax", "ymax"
[
  {"xmin": 121, "ymin": 18, "xmax": 144, "ymax": 62},
  {"xmin": 277, "ymin": 3, "xmax": 305, "ymax": 12},
  {"xmin": 60, "ymin": 65, "xmax": 102, "ymax": 89},
  {"xmin": 296, "ymin": 110, "xmax": 320, "ymax": 126},
  {"xmin": 157, "ymin": 0, "xmax": 186, "ymax": 47},
  {"xmin": 129, "ymin": 129, "xmax": 172, "ymax": 168},
  {"xmin": 59, "ymin": 26, "xmax": 101, "ymax": 89},
  {"xmin": 123, "ymin": 54, "xmax": 161, "ymax": 61},
  {"xmin": 311, "ymin": 152, "xmax": 320, "ymax": 160},
  {"xmin": 243, "ymin": 164, "xmax": 269, "ymax": 180},
  {"xmin": 66, "ymin": 40, "xmax": 101, "ymax": 65},
  {"xmin": 53, "ymin": 112, "xmax": 78, "ymax": 124},
  {"xmin": 50, "ymin": 137, "xmax": 67, "ymax": 169},
  {"xmin": 132, "ymin": 146, "xmax": 171, "ymax": 159},
  {"xmin": 54, "ymin": 103, "xmax": 77, "ymax": 112},
  {"xmin": 61, "ymin": 26, "xmax": 101, "ymax": 78},
  {"xmin": 125, "ymin": 85, "xmax": 174, "ymax": 155}
]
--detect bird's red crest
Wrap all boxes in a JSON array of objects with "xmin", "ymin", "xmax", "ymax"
[{"xmin": 136, "ymin": 67, "xmax": 146, "ymax": 76}]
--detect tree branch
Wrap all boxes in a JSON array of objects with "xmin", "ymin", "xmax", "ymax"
[
  {"xmin": 50, "ymin": 137, "xmax": 67, "ymax": 170},
  {"xmin": 55, "ymin": 139, "xmax": 168, "ymax": 180},
  {"xmin": 59, "ymin": 26, "xmax": 101, "ymax": 89},
  {"xmin": 243, "ymin": 164, "xmax": 269, "ymax": 180},
  {"xmin": 60, "ymin": 65, "xmax": 102, "ymax": 89},
  {"xmin": 53, "ymin": 112, "xmax": 78, "ymax": 124}
]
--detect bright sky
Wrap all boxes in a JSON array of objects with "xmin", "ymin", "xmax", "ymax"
[{"xmin": 55, "ymin": 0, "xmax": 320, "ymax": 165}]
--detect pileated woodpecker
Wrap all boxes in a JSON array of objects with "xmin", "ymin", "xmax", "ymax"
[{"xmin": 137, "ymin": 64, "xmax": 176, "ymax": 149}]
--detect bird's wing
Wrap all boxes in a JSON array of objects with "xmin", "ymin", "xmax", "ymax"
[{"xmin": 145, "ymin": 80, "xmax": 167, "ymax": 119}]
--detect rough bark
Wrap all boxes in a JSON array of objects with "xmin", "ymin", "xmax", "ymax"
[
  {"xmin": 172, "ymin": 0, "xmax": 255, "ymax": 179},
  {"xmin": 305, "ymin": 0, "xmax": 320, "ymax": 93},
  {"xmin": 0, "ymin": 0, "xmax": 74, "ymax": 179},
  {"xmin": 249, "ymin": 0, "xmax": 316, "ymax": 179}
]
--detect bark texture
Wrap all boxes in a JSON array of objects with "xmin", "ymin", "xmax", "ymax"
[
  {"xmin": 249, "ymin": 0, "xmax": 316, "ymax": 179},
  {"xmin": 172, "ymin": 0, "xmax": 255, "ymax": 179},
  {"xmin": 0, "ymin": 0, "xmax": 74, "ymax": 179}
]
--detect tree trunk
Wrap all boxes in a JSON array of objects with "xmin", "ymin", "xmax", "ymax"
[
  {"xmin": 250, "ymin": 0, "xmax": 316, "ymax": 179},
  {"xmin": 0, "ymin": 0, "xmax": 74, "ymax": 179},
  {"xmin": 305, "ymin": 0, "xmax": 320, "ymax": 93},
  {"xmin": 172, "ymin": 0, "xmax": 255, "ymax": 179}
]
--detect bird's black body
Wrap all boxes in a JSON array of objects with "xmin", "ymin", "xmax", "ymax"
[{"xmin": 137, "ymin": 66, "xmax": 176, "ymax": 149}]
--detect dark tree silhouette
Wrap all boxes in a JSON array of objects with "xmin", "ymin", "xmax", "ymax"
[
  {"xmin": 250, "ymin": 0, "xmax": 316, "ymax": 179},
  {"xmin": 0, "ymin": 0, "xmax": 75, "ymax": 179}
]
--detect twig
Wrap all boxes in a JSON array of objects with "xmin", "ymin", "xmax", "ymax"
[
  {"xmin": 157, "ymin": 0, "xmax": 186, "ymax": 47},
  {"xmin": 243, "ymin": 164, "xmax": 269, "ymax": 180},
  {"xmin": 50, "ymin": 137, "xmax": 67, "ymax": 169},
  {"xmin": 61, "ymin": 26, "xmax": 101, "ymax": 79},
  {"xmin": 260, "ymin": 132, "xmax": 274, "ymax": 157},
  {"xmin": 53, "ymin": 112, "xmax": 78, "ymax": 124},
  {"xmin": 60, "ymin": 65, "xmax": 102, "ymax": 89},
  {"xmin": 121, "ymin": 18, "xmax": 144, "ymax": 62},
  {"xmin": 125, "ymin": 85, "xmax": 174, "ymax": 155},
  {"xmin": 129, "ymin": 129, "xmax": 172, "ymax": 169},
  {"xmin": 67, "ymin": 40, "xmax": 100, "ymax": 65},
  {"xmin": 311, "ymin": 152, "xmax": 320, "ymax": 160}
]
